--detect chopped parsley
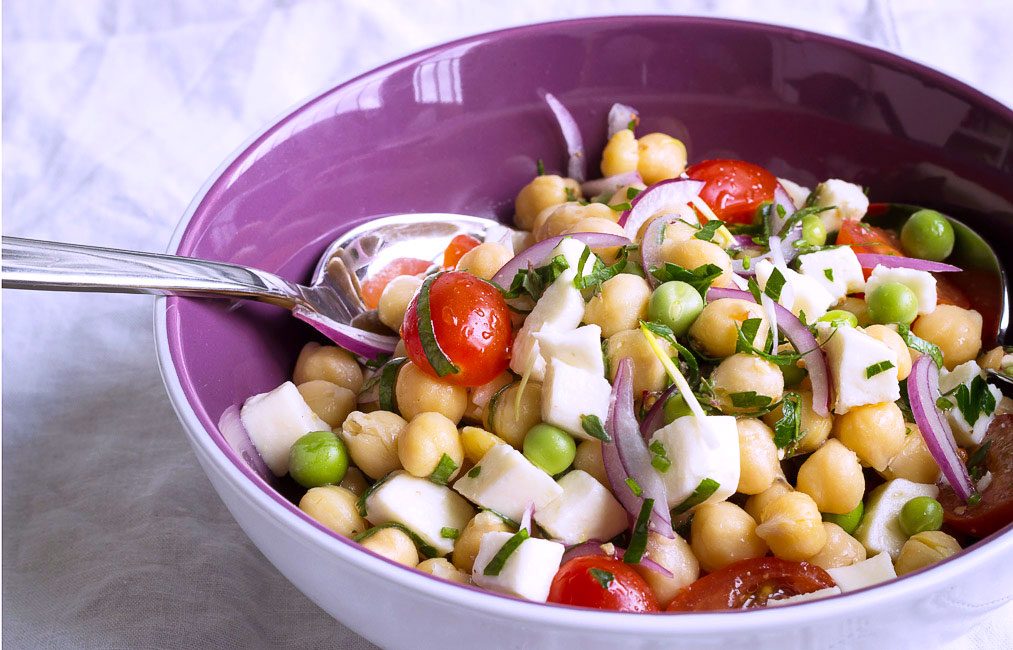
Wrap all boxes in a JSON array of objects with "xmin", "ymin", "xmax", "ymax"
[
  {"xmin": 623, "ymin": 498, "xmax": 654, "ymax": 564},
  {"xmin": 672, "ymin": 478, "xmax": 720, "ymax": 515},
  {"xmin": 536, "ymin": 159, "xmax": 545, "ymax": 176},
  {"xmin": 467, "ymin": 465, "xmax": 482, "ymax": 478},
  {"xmin": 354, "ymin": 523, "xmax": 439, "ymax": 559},
  {"xmin": 482, "ymin": 528, "xmax": 529, "ymax": 576},
  {"xmin": 897, "ymin": 324, "xmax": 944, "ymax": 368},
  {"xmin": 967, "ymin": 440, "xmax": 991, "ymax": 482},
  {"xmin": 565, "ymin": 187, "xmax": 578, "ymax": 202},
  {"xmin": 772, "ymin": 392, "xmax": 803, "ymax": 449},
  {"xmin": 589, "ymin": 567, "xmax": 615, "ymax": 589},
  {"xmin": 609, "ymin": 201, "xmax": 633, "ymax": 212},
  {"xmin": 428, "ymin": 454, "xmax": 459, "ymax": 485},
  {"xmin": 625, "ymin": 477, "xmax": 643, "ymax": 497},
  {"xmin": 954, "ymin": 376, "xmax": 997, "ymax": 425},
  {"xmin": 501, "ymin": 254, "xmax": 570, "ymax": 301},
  {"xmin": 649, "ymin": 262, "xmax": 724, "ymax": 297},
  {"xmin": 764, "ymin": 268, "xmax": 787, "ymax": 302},
  {"xmin": 865, "ymin": 360, "xmax": 895, "ymax": 379},
  {"xmin": 735, "ymin": 318, "xmax": 803, "ymax": 367},
  {"xmin": 626, "ymin": 118, "xmax": 637, "ymax": 131},
  {"xmin": 626, "ymin": 186, "xmax": 641, "ymax": 200},
  {"xmin": 440, "ymin": 527, "xmax": 460, "ymax": 540},
  {"xmin": 572, "ymin": 244, "xmax": 636, "ymax": 292},
  {"xmin": 694, "ymin": 220, "xmax": 724, "ymax": 242},
  {"xmin": 580, "ymin": 414, "xmax": 612, "ymax": 443},
  {"xmin": 640, "ymin": 320, "xmax": 700, "ymax": 385},
  {"xmin": 649, "ymin": 440, "xmax": 671, "ymax": 472},
  {"xmin": 936, "ymin": 396, "xmax": 953, "ymax": 411},
  {"xmin": 729, "ymin": 391, "xmax": 774, "ymax": 409},
  {"xmin": 824, "ymin": 268, "xmax": 834, "ymax": 282}
]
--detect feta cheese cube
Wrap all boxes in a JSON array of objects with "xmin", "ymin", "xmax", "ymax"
[
  {"xmin": 651, "ymin": 415, "xmax": 739, "ymax": 509},
  {"xmin": 767, "ymin": 586, "xmax": 842, "ymax": 606},
  {"xmin": 541, "ymin": 359, "xmax": 612, "ymax": 438},
  {"xmin": 939, "ymin": 360, "xmax": 1001, "ymax": 446},
  {"xmin": 854, "ymin": 479, "xmax": 939, "ymax": 560},
  {"xmin": 798, "ymin": 246, "xmax": 866, "ymax": 300},
  {"xmin": 472, "ymin": 531, "xmax": 565, "ymax": 601},
  {"xmin": 822, "ymin": 326, "xmax": 900, "ymax": 414},
  {"xmin": 240, "ymin": 381, "xmax": 330, "ymax": 476},
  {"xmin": 364, "ymin": 472, "xmax": 476, "ymax": 556},
  {"xmin": 453, "ymin": 444, "xmax": 563, "ymax": 521},
  {"xmin": 777, "ymin": 178, "xmax": 812, "ymax": 210},
  {"xmin": 532, "ymin": 324, "xmax": 605, "ymax": 376},
  {"xmin": 534, "ymin": 470, "xmax": 628, "ymax": 544},
  {"xmin": 865, "ymin": 266, "xmax": 937, "ymax": 315},
  {"xmin": 810, "ymin": 179, "xmax": 869, "ymax": 233},
  {"xmin": 755, "ymin": 260, "xmax": 835, "ymax": 321},
  {"xmin": 826, "ymin": 552, "xmax": 897, "ymax": 592}
]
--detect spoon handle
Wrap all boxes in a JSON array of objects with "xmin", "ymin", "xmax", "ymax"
[{"xmin": 1, "ymin": 236, "xmax": 303, "ymax": 308}]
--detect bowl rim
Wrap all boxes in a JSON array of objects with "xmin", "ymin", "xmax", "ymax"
[{"xmin": 154, "ymin": 14, "xmax": 1013, "ymax": 632}]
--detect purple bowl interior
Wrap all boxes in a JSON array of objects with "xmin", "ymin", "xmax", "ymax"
[{"xmin": 166, "ymin": 15, "xmax": 1013, "ymax": 565}]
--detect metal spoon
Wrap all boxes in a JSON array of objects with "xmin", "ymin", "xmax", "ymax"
[{"xmin": 2, "ymin": 213, "xmax": 512, "ymax": 353}]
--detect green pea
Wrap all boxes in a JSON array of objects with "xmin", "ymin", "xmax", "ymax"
[
  {"xmin": 801, "ymin": 214, "xmax": 827, "ymax": 247},
  {"xmin": 867, "ymin": 282, "xmax": 919, "ymax": 326},
  {"xmin": 898, "ymin": 496, "xmax": 943, "ymax": 536},
  {"xmin": 901, "ymin": 209, "xmax": 954, "ymax": 262},
  {"xmin": 649, "ymin": 281, "xmax": 704, "ymax": 337},
  {"xmin": 818, "ymin": 309, "xmax": 859, "ymax": 328},
  {"xmin": 289, "ymin": 430, "xmax": 349, "ymax": 488},
  {"xmin": 822, "ymin": 501, "xmax": 864, "ymax": 535},
  {"xmin": 523, "ymin": 423, "xmax": 576, "ymax": 475},
  {"xmin": 663, "ymin": 393, "xmax": 692, "ymax": 423}
]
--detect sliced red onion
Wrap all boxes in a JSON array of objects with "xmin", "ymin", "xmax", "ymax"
[
  {"xmin": 639, "ymin": 214, "xmax": 668, "ymax": 285},
  {"xmin": 520, "ymin": 502, "xmax": 535, "ymax": 534},
  {"xmin": 618, "ymin": 179, "xmax": 704, "ymax": 240},
  {"xmin": 218, "ymin": 404, "xmax": 271, "ymax": 480},
  {"xmin": 907, "ymin": 355, "xmax": 976, "ymax": 502},
  {"xmin": 706, "ymin": 287, "xmax": 831, "ymax": 417},
  {"xmin": 641, "ymin": 383, "xmax": 680, "ymax": 442},
  {"xmin": 292, "ymin": 306, "xmax": 398, "ymax": 360},
  {"xmin": 544, "ymin": 93, "xmax": 586, "ymax": 182},
  {"xmin": 559, "ymin": 539, "xmax": 674, "ymax": 578},
  {"xmin": 580, "ymin": 171, "xmax": 642, "ymax": 198},
  {"xmin": 855, "ymin": 254, "xmax": 961, "ymax": 273},
  {"xmin": 607, "ymin": 102, "xmax": 640, "ymax": 140},
  {"xmin": 603, "ymin": 358, "xmax": 674, "ymax": 538},
  {"xmin": 490, "ymin": 232, "xmax": 630, "ymax": 288},
  {"xmin": 771, "ymin": 183, "xmax": 797, "ymax": 232}
]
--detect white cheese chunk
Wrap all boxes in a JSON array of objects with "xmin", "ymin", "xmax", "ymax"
[
  {"xmin": 534, "ymin": 470, "xmax": 628, "ymax": 545},
  {"xmin": 798, "ymin": 246, "xmax": 866, "ymax": 300},
  {"xmin": 822, "ymin": 325, "xmax": 900, "ymax": 414},
  {"xmin": 755, "ymin": 259, "xmax": 835, "ymax": 321},
  {"xmin": 364, "ymin": 472, "xmax": 476, "ymax": 556},
  {"xmin": 854, "ymin": 479, "xmax": 939, "ymax": 560},
  {"xmin": 865, "ymin": 266, "xmax": 937, "ymax": 315},
  {"xmin": 453, "ymin": 444, "xmax": 563, "ymax": 521},
  {"xmin": 651, "ymin": 415, "xmax": 739, "ymax": 509},
  {"xmin": 533, "ymin": 324, "xmax": 605, "ymax": 376},
  {"xmin": 767, "ymin": 586, "xmax": 842, "ymax": 606},
  {"xmin": 240, "ymin": 381, "xmax": 330, "ymax": 476},
  {"xmin": 810, "ymin": 179, "xmax": 869, "ymax": 233},
  {"xmin": 938, "ymin": 360, "xmax": 1001, "ymax": 446},
  {"xmin": 541, "ymin": 359, "xmax": 612, "ymax": 439},
  {"xmin": 472, "ymin": 531, "xmax": 565, "ymax": 602},
  {"xmin": 826, "ymin": 552, "xmax": 897, "ymax": 592},
  {"xmin": 777, "ymin": 178, "xmax": 812, "ymax": 210}
]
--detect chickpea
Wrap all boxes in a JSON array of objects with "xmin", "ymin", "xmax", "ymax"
[
  {"xmin": 338, "ymin": 467, "xmax": 370, "ymax": 496},
  {"xmin": 912, "ymin": 305, "xmax": 983, "ymax": 369},
  {"xmin": 398, "ymin": 412, "xmax": 465, "ymax": 479},
  {"xmin": 606, "ymin": 329, "xmax": 674, "ymax": 396},
  {"xmin": 298, "ymin": 485, "xmax": 367, "ymax": 538},
  {"xmin": 894, "ymin": 530, "xmax": 961, "ymax": 576},
  {"xmin": 340, "ymin": 410, "xmax": 406, "ymax": 479},
  {"xmin": 736, "ymin": 418, "xmax": 782, "ymax": 495},
  {"xmin": 464, "ymin": 372, "xmax": 513, "ymax": 424},
  {"xmin": 394, "ymin": 339, "xmax": 408, "ymax": 358},
  {"xmin": 636, "ymin": 132, "xmax": 688, "ymax": 184},
  {"xmin": 745, "ymin": 478, "xmax": 793, "ymax": 522},
  {"xmin": 796, "ymin": 439, "xmax": 865, "ymax": 514},
  {"xmin": 416, "ymin": 558, "xmax": 470, "ymax": 584},
  {"xmin": 691, "ymin": 502, "xmax": 769, "ymax": 572},
  {"xmin": 662, "ymin": 239, "xmax": 733, "ymax": 288},
  {"xmin": 574, "ymin": 439, "xmax": 609, "ymax": 487},
  {"xmin": 584, "ymin": 274, "xmax": 652, "ymax": 338},
  {"xmin": 833, "ymin": 401, "xmax": 906, "ymax": 471},
  {"xmin": 563, "ymin": 217, "xmax": 626, "ymax": 262},
  {"xmin": 634, "ymin": 531, "xmax": 700, "ymax": 606},
  {"xmin": 689, "ymin": 299, "xmax": 769, "ymax": 359},
  {"xmin": 980, "ymin": 346, "xmax": 1006, "ymax": 371},
  {"xmin": 452, "ymin": 511, "xmax": 511, "ymax": 572},
  {"xmin": 601, "ymin": 129, "xmax": 639, "ymax": 177},
  {"xmin": 360, "ymin": 527, "xmax": 419, "ymax": 567},
  {"xmin": 660, "ymin": 217, "xmax": 700, "ymax": 245},
  {"xmin": 296, "ymin": 380, "xmax": 356, "ymax": 428},
  {"xmin": 837, "ymin": 297, "xmax": 871, "ymax": 326},
  {"xmin": 863, "ymin": 324, "xmax": 912, "ymax": 380},
  {"xmin": 514, "ymin": 174, "xmax": 581, "ymax": 231},
  {"xmin": 455, "ymin": 242, "xmax": 513, "ymax": 281},
  {"xmin": 881, "ymin": 424, "xmax": 941, "ymax": 483},
  {"xmin": 293, "ymin": 342, "xmax": 364, "ymax": 393},
  {"xmin": 763, "ymin": 390, "xmax": 832, "ymax": 454},
  {"xmin": 460, "ymin": 426, "xmax": 507, "ymax": 464},
  {"xmin": 484, "ymin": 382, "xmax": 542, "ymax": 448},
  {"xmin": 395, "ymin": 362, "xmax": 468, "ymax": 423},
  {"xmin": 755, "ymin": 491, "xmax": 827, "ymax": 561},
  {"xmin": 711, "ymin": 354, "xmax": 784, "ymax": 414},
  {"xmin": 377, "ymin": 275, "xmax": 423, "ymax": 331},
  {"xmin": 806, "ymin": 522, "xmax": 867, "ymax": 570},
  {"xmin": 540, "ymin": 202, "xmax": 616, "ymax": 242}
]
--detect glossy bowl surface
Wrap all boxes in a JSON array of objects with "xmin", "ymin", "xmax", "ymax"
[{"xmin": 156, "ymin": 16, "xmax": 1013, "ymax": 650}]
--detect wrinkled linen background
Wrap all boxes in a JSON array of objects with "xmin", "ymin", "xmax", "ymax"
[{"xmin": 3, "ymin": 1, "xmax": 1011, "ymax": 648}]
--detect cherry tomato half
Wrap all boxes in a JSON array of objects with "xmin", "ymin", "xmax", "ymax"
[
  {"xmin": 443, "ymin": 234, "xmax": 482, "ymax": 269},
  {"xmin": 401, "ymin": 271, "xmax": 512, "ymax": 387},
  {"xmin": 940, "ymin": 414, "xmax": 1013, "ymax": 539},
  {"xmin": 685, "ymin": 159, "xmax": 778, "ymax": 224},
  {"xmin": 548, "ymin": 556, "xmax": 660, "ymax": 613},
  {"xmin": 666, "ymin": 557, "xmax": 835, "ymax": 611},
  {"xmin": 360, "ymin": 258, "xmax": 432, "ymax": 309}
]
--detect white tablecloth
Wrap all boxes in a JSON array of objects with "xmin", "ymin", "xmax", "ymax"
[{"xmin": 3, "ymin": 1, "xmax": 1011, "ymax": 648}]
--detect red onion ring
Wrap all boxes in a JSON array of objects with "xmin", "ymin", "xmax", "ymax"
[
  {"xmin": 218, "ymin": 404, "xmax": 271, "ymax": 481},
  {"xmin": 559, "ymin": 540, "xmax": 674, "ymax": 578},
  {"xmin": 907, "ymin": 355, "xmax": 976, "ymax": 502},
  {"xmin": 544, "ymin": 93, "xmax": 586, "ymax": 182},
  {"xmin": 641, "ymin": 383, "xmax": 680, "ymax": 443},
  {"xmin": 606, "ymin": 103, "xmax": 640, "ymax": 140},
  {"xmin": 490, "ymin": 232, "xmax": 630, "ymax": 288},
  {"xmin": 618, "ymin": 179, "xmax": 705, "ymax": 240},
  {"xmin": 292, "ymin": 306, "xmax": 398, "ymax": 359},
  {"xmin": 855, "ymin": 254, "xmax": 961, "ymax": 273},
  {"xmin": 706, "ymin": 287, "xmax": 831, "ymax": 417},
  {"xmin": 580, "ymin": 171, "xmax": 642, "ymax": 198}
]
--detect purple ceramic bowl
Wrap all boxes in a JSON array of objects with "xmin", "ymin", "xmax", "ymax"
[{"xmin": 156, "ymin": 16, "xmax": 1013, "ymax": 649}]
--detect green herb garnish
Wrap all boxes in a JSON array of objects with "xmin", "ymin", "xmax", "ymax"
[
  {"xmin": 573, "ymin": 244, "xmax": 637, "ymax": 292},
  {"xmin": 589, "ymin": 567, "xmax": 615, "ymax": 589},
  {"xmin": 467, "ymin": 465, "xmax": 482, "ymax": 478},
  {"xmin": 623, "ymin": 498, "xmax": 654, "ymax": 564},
  {"xmin": 428, "ymin": 454, "xmax": 459, "ymax": 485},
  {"xmin": 354, "ymin": 523, "xmax": 439, "ymax": 559},
  {"xmin": 378, "ymin": 356, "xmax": 409, "ymax": 412},
  {"xmin": 580, "ymin": 414, "xmax": 611, "ymax": 443},
  {"xmin": 954, "ymin": 376, "xmax": 997, "ymax": 425},
  {"xmin": 502, "ymin": 254, "xmax": 570, "ymax": 301},
  {"xmin": 627, "ymin": 186, "xmax": 641, "ymax": 200},
  {"xmin": 536, "ymin": 159, "xmax": 545, "ymax": 176},
  {"xmin": 440, "ymin": 527, "xmax": 460, "ymax": 540},
  {"xmin": 897, "ymin": 324, "xmax": 944, "ymax": 369},
  {"xmin": 672, "ymin": 478, "xmax": 720, "ymax": 515},
  {"xmin": 694, "ymin": 220, "xmax": 724, "ymax": 242},
  {"xmin": 639, "ymin": 320, "xmax": 700, "ymax": 385},
  {"xmin": 730, "ymin": 391, "xmax": 774, "ymax": 409},
  {"xmin": 625, "ymin": 477, "xmax": 643, "ymax": 497},
  {"xmin": 417, "ymin": 273, "xmax": 460, "ymax": 377},
  {"xmin": 649, "ymin": 262, "xmax": 724, "ymax": 297},
  {"xmin": 966, "ymin": 440, "xmax": 991, "ymax": 482},
  {"xmin": 772, "ymin": 392, "xmax": 802, "ymax": 449},
  {"xmin": 482, "ymin": 529, "xmax": 529, "ymax": 576},
  {"xmin": 865, "ymin": 360, "xmax": 895, "ymax": 379},
  {"xmin": 649, "ymin": 440, "xmax": 671, "ymax": 472},
  {"xmin": 824, "ymin": 268, "xmax": 834, "ymax": 282},
  {"xmin": 764, "ymin": 268, "xmax": 787, "ymax": 302}
]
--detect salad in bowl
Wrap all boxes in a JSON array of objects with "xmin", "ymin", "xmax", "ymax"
[{"xmin": 221, "ymin": 99, "xmax": 1011, "ymax": 613}]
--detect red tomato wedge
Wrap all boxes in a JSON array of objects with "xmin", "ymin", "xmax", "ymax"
[
  {"xmin": 940, "ymin": 414, "xmax": 1013, "ymax": 539},
  {"xmin": 666, "ymin": 557, "xmax": 835, "ymax": 611},
  {"xmin": 548, "ymin": 556, "xmax": 660, "ymax": 613},
  {"xmin": 443, "ymin": 234, "xmax": 482, "ymax": 269},
  {"xmin": 685, "ymin": 159, "xmax": 778, "ymax": 224},
  {"xmin": 360, "ymin": 258, "xmax": 431, "ymax": 309}
]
